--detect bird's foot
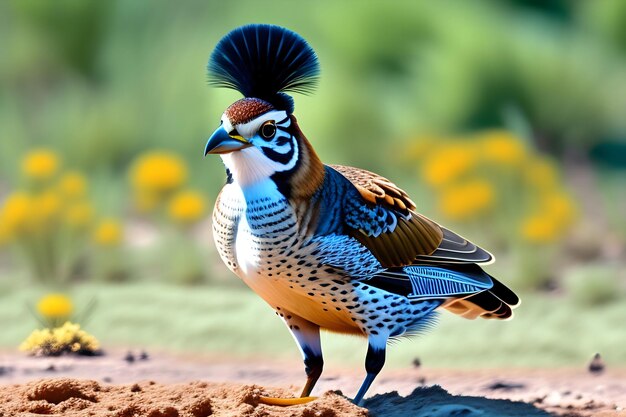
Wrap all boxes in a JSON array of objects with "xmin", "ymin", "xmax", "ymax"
[{"xmin": 258, "ymin": 396, "xmax": 317, "ymax": 406}]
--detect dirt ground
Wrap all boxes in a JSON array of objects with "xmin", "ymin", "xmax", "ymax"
[{"xmin": 0, "ymin": 351, "xmax": 624, "ymax": 416}]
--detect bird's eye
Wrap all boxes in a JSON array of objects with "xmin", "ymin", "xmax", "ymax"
[{"xmin": 260, "ymin": 121, "xmax": 276, "ymax": 140}]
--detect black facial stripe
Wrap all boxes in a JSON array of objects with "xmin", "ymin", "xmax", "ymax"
[
  {"xmin": 261, "ymin": 146, "xmax": 294, "ymax": 165},
  {"xmin": 276, "ymin": 136, "xmax": 290, "ymax": 146},
  {"xmin": 260, "ymin": 135, "xmax": 295, "ymax": 165},
  {"xmin": 270, "ymin": 136, "xmax": 301, "ymax": 199},
  {"xmin": 225, "ymin": 168, "xmax": 233, "ymax": 184},
  {"xmin": 276, "ymin": 116, "xmax": 290, "ymax": 125},
  {"xmin": 276, "ymin": 125, "xmax": 291, "ymax": 133}
]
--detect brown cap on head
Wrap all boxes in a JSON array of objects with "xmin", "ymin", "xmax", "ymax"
[{"xmin": 224, "ymin": 98, "xmax": 274, "ymax": 125}]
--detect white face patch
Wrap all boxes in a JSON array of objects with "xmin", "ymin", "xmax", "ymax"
[
  {"xmin": 234, "ymin": 110, "xmax": 287, "ymax": 139},
  {"xmin": 219, "ymin": 109, "xmax": 299, "ymax": 188},
  {"xmin": 221, "ymin": 147, "xmax": 281, "ymax": 186},
  {"xmin": 220, "ymin": 116, "xmax": 235, "ymax": 136}
]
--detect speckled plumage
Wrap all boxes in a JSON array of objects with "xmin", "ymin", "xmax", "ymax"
[
  {"xmin": 213, "ymin": 162, "xmax": 444, "ymax": 338},
  {"xmin": 205, "ymin": 24, "xmax": 520, "ymax": 404}
]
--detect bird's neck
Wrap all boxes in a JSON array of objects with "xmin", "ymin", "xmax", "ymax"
[
  {"xmin": 282, "ymin": 115, "xmax": 325, "ymax": 202},
  {"xmin": 220, "ymin": 116, "xmax": 325, "ymax": 202}
]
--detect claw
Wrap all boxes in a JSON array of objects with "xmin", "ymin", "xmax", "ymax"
[{"xmin": 258, "ymin": 396, "xmax": 317, "ymax": 406}]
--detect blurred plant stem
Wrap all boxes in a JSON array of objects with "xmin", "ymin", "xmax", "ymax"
[
  {"xmin": 595, "ymin": 169, "xmax": 626, "ymax": 241},
  {"xmin": 511, "ymin": 244, "xmax": 557, "ymax": 291},
  {"xmin": 161, "ymin": 229, "xmax": 207, "ymax": 286},
  {"xmin": 19, "ymin": 236, "xmax": 59, "ymax": 284}
]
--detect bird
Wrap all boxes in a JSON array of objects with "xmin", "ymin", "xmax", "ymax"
[{"xmin": 204, "ymin": 24, "xmax": 520, "ymax": 406}]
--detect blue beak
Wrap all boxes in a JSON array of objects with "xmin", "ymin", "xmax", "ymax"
[{"xmin": 204, "ymin": 126, "xmax": 252, "ymax": 155}]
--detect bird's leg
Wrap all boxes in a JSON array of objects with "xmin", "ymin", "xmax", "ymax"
[
  {"xmin": 258, "ymin": 313, "xmax": 321, "ymax": 406},
  {"xmin": 353, "ymin": 336, "xmax": 387, "ymax": 406},
  {"xmin": 299, "ymin": 343, "xmax": 323, "ymax": 397}
]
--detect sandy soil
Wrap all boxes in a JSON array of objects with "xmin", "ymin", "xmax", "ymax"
[{"xmin": 1, "ymin": 351, "xmax": 624, "ymax": 416}]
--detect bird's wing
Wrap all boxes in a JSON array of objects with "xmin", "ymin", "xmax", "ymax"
[
  {"xmin": 329, "ymin": 165, "xmax": 492, "ymax": 267},
  {"xmin": 415, "ymin": 227, "xmax": 493, "ymax": 264},
  {"xmin": 367, "ymin": 264, "xmax": 493, "ymax": 298},
  {"xmin": 329, "ymin": 164, "xmax": 417, "ymax": 214},
  {"xmin": 365, "ymin": 264, "xmax": 519, "ymax": 320},
  {"xmin": 329, "ymin": 164, "xmax": 442, "ymax": 267}
]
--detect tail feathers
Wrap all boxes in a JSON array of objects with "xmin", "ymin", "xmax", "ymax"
[
  {"xmin": 489, "ymin": 276, "xmax": 520, "ymax": 306},
  {"xmin": 442, "ymin": 277, "xmax": 520, "ymax": 320}
]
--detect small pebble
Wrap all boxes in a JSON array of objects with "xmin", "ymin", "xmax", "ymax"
[
  {"xmin": 486, "ymin": 381, "xmax": 525, "ymax": 391},
  {"xmin": 124, "ymin": 352, "xmax": 135, "ymax": 364},
  {"xmin": 589, "ymin": 353, "xmax": 605, "ymax": 374},
  {"xmin": 0, "ymin": 366, "xmax": 14, "ymax": 376}
]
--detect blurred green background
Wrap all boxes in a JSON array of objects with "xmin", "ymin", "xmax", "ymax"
[{"xmin": 1, "ymin": 0, "xmax": 625, "ymax": 369}]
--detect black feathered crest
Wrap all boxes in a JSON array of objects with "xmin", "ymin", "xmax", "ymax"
[{"xmin": 208, "ymin": 24, "xmax": 320, "ymax": 114}]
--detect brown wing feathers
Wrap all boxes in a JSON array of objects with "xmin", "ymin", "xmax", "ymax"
[
  {"xmin": 330, "ymin": 164, "xmax": 416, "ymax": 215},
  {"xmin": 351, "ymin": 214, "xmax": 442, "ymax": 267},
  {"xmin": 416, "ymin": 227, "xmax": 494, "ymax": 264},
  {"xmin": 332, "ymin": 164, "xmax": 519, "ymax": 320},
  {"xmin": 331, "ymin": 164, "xmax": 444, "ymax": 268},
  {"xmin": 445, "ymin": 276, "xmax": 520, "ymax": 320},
  {"xmin": 331, "ymin": 164, "xmax": 494, "ymax": 267}
]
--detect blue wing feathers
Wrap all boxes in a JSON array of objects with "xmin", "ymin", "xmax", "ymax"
[
  {"xmin": 366, "ymin": 265, "xmax": 517, "ymax": 319},
  {"xmin": 404, "ymin": 266, "xmax": 492, "ymax": 298},
  {"xmin": 366, "ymin": 264, "xmax": 493, "ymax": 299},
  {"xmin": 408, "ymin": 266, "xmax": 492, "ymax": 288}
]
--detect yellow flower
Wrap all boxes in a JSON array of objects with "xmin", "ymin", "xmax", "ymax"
[
  {"xmin": 31, "ymin": 191, "xmax": 62, "ymax": 226},
  {"xmin": 438, "ymin": 179, "xmax": 495, "ymax": 221},
  {"xmin": 520, "ymin": 215, "xmax": 559, "ymax": 243},
  {"xmin": 480, "ymin": 130, "xmax": 526, "ymax": 166},
  {"xmin": 0, "ymin": 220, "xmax": 10, "ymax": 245},
  {"xmin": 92, "ymin": 218, "xmax": 123, "ymax": 246},
  {"xmin": 19, "ymin": 321, "xmax": 100, "ymax": 356},
  {"xmin": 58, "ymin": 171, "xmax": 87, "ymax": 199},
  {"xmin": 133, "ymin": 190, "xmax": 160, "ymax": 213},
  {"xmin": 0, "ymin": 192, "xmax": 33, "ymax": 238},
  {"xmin": 1, "ymin": 191, "xmax": 62, "ymax": 236},
  {"xmin": 542, "ymin": 193, "xmax": 576, "ymax": 228},
  {"xmin": 64, "ymin": 201, "xmax": 94, "ymax": 228},
  {"xmin": 524, "ymin": 157, "xmax": 559, "ymax": 190},
  {"xmin": 168, "ymin": 190, "xmax": 207, "ymax": 224},
  {"xmin": 22, "ymin": 149, "xmax": 60, "ymax": 181},
  {"xmin": 37, "ymin": 294, "xmax": 73, "ymax": 319},
  {"xmin": 537, "ymin": 191, "xmax": 577, "ymax": 236},
  {"xmin": 421, "ymin": 144, "xmax": 477, "ymax": 187},
  {"xmin": 130, "ymin": 152, "xmax": 188, "ymax": 194}
]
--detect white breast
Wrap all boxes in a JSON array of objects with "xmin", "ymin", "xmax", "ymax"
[{"xmin": 233, "ymin": 179, "xmax": 297, "ymax": 280}]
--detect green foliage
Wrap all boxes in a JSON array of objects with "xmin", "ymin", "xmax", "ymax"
[
  {"xmin": 564, "ymin": 264, "xmax": 624, "ymax": 306},
  {"xmin": 594, "ymin": 169, "xmax": 626, "ymax": 241},
  {"xmin": 2, "ymin": 0, "xmax": 626, "ymax": 187},
  {"xmin": 578, "ymin": 0, "xmax": 626, "ymax": 55},
  {"xmin": 9, "ymin": 0, "xmax": 112, "ymax": 77},
  {"xmin": 0, "ymin": 0, "xmax": 625, "ymax": 364},
  {"xmin": 1, "ymin": 283, "xmax": 625, "ymax": 367}
]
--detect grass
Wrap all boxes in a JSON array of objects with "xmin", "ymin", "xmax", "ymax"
[{"xmin": 1, "ymin": 282, "xmax": 624, "ymax": 370}]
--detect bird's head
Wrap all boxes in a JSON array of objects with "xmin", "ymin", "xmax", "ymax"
[
  {"xmin": 205, "ymin": 98, "xmax": 298, "ymax": 182},
  {"xmin": 204, "ymin": 24, "xmax": 322, "ymax": 190}
]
